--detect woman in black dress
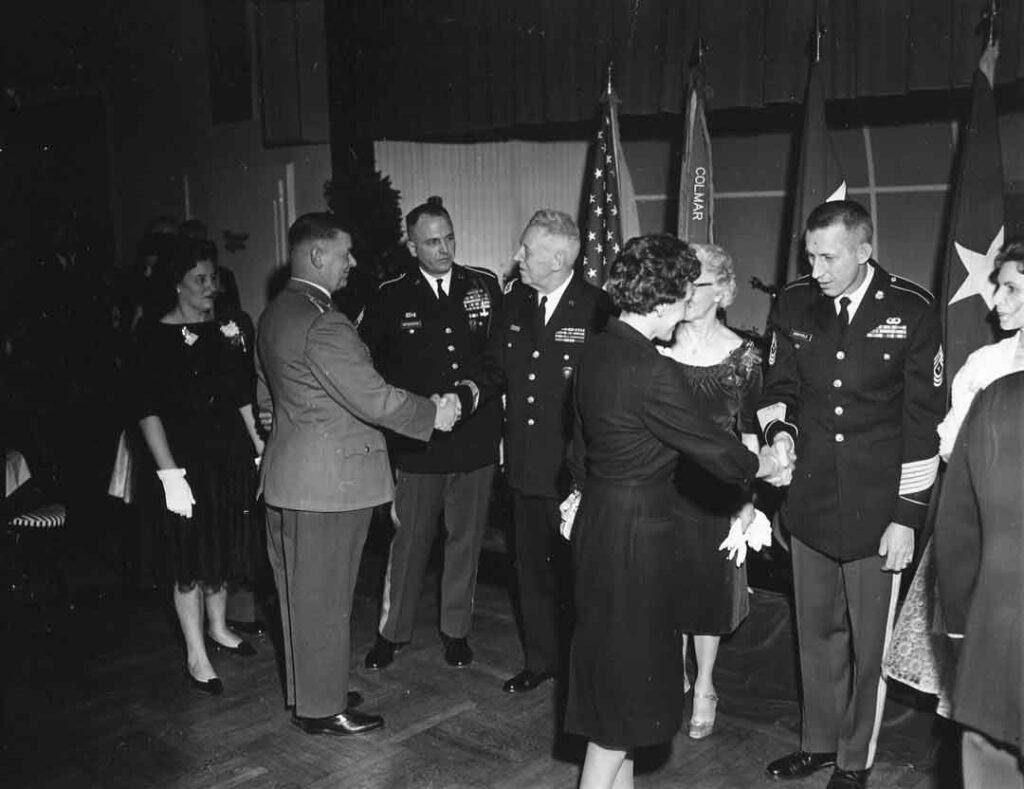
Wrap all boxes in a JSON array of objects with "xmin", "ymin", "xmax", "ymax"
[
  {"xmin": 131, "ymin": 237, "xmax": 264, "ymax": 694},
  {"xmin": 659, "ymin": 243, "xmax": 761, "ymax": 739},
  {"xmin": 564, "ymin": 235, "xmax": 785, "ymax": 788}
]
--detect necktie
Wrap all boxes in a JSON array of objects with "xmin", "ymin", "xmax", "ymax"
[
  {"xmin": 838, "ymin": 296, "xmax": 851, "ymax": 336},
  {"xmin": 436, "ymin": 278, "xmax": 448, "ymax": 302},
  {"xmin": 535, "ymin": 295, "xmax": 548, "ymax": 337}
]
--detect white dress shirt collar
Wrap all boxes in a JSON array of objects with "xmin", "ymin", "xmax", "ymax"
[
  {"xmin": 835, "ymin": 264, "xmax": 874, "ymax": 321},
  {"xmin": 538, "ymin": 271, "xmax": 574, "ymax": 324},
  {"xmin": 419, "ymin": 266, "xmax": 453, "ymax": 298}
]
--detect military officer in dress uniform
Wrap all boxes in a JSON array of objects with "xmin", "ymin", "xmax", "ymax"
[
  {"xmin": 465, "ymin": 209, "xmax": 613, "ymax": 693},
  {"xmin": 362, "ymin": 197, "xmax": 503, "ymax": 670},
  {"xmin": 760, "ymin": 201, "xmax": 944, "ymax": 789}
]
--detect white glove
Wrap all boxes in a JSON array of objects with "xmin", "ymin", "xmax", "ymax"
[
  {"xmin": 157, "ymin": 468, "xmax": 196, "ymax": 518},
  {"xmin": 559, "ymin": 489, "xmax": 582, "ymax": 540},
  {"xmin": 745, "ymin": 508, "xmax": 773, "ymax": 552},
  {"xmin": 718, "ymin": 518, "xmax": 748, "ymax": 567}
]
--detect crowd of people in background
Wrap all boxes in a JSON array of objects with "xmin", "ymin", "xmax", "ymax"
[{"xmin": 2, "ymin": 197, "xmax": 1021, "ymax": 789}]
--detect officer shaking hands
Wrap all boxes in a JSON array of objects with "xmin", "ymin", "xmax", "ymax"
[
  {"xmin": 760, "ymin": 200, "xmax": 944, "ymax": 789},
  {"xmin": 361, "ymin": 197, "xmax": 503, "ymax": 671}
]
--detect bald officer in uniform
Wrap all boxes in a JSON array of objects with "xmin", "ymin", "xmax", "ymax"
[
  {"xmin": 465, "ymin": 209, "xmax": 613, "ymax": 693},
  {"xmin": 760, "ymin": 201, "xmax": 944, "ymax": 789},
  {"xmin": 361, "ymin": 197, "xmax": 503, "ymax": 670},
  {"xmin": 257, "ymin": 212, "xmax": 457, "ymax": 736}
]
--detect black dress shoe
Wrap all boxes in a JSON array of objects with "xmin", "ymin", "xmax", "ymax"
[
  {"xmin": 502, "ymin": 669, "xmax": 556, "ymax": 693},
  {"xmin": 205, "ymin": 635, "xmax": 257, "ymax": 657},
  {"xmin": 441, "ymin": 634, "xmax": 473, "ymax": 667},
  {"xmin": 766, "ymin": 751, "xmax": 837, "ymax": 779},
  {"xmin": 826, "ymin": 768, "xmax": 870, "ymax": 788},
  {"xmin": 185, "ymin": 668, "xmax": 223, "ymax": 696},
  {"xmin": 291, "ymin": 709, "xmax": 384, "ymax": 736},
  {"xmin": 364, "ymin": 635, "xmax": 402, "ymax": 670},
  {"xmin": 226, "ymin": 618, "xmax": 267, "ymax": 635}
]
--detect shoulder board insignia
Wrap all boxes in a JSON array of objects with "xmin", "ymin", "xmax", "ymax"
[
  {"xmin": 782, "ymin": 277, "xmax": 814, "ymax": 292},
  {"xmin": 889, "ymin": 276, "xmax": 934, "ymax": 304},
  {"xmin": 379, "ymin": 272, "xmax": 406, "ymax": 290},
  {"xmin": 463, "ymin": 264, "xmax": 499, "ymax": 282}
]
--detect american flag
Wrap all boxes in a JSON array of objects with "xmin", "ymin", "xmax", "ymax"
[{"xmin": 581, "ymin": 87, "xmax": 629, "ymax": 287}]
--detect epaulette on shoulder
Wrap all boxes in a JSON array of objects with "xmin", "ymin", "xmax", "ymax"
[
  {"xmin": 378, "ymin": 272, "xmax": 406, "ymax": 291},
  {"xmin": 782, "ymin": 276, "xmax": 814, "ymax": 292},
  {"xmin": 463, "ymin": 264, "xmax": 499, "ymax": 282},
  {"xmin": 888, "ymin": 274, "xmax": 934, "ymax": 304}
]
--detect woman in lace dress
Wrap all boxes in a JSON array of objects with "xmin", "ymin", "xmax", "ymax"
[
  {"xmin": 659, "ymin": 243, "xmax": 761, "ymax": 739},
  {"xmin": 884, "ymin": 236, "xmax": 1024, "ymax": 706}
]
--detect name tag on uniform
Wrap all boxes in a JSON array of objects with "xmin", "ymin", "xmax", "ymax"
[
  {"xmin": 791, "ymin": 329, "xmax": 813, "ymax": 342},
  {"xmin": 510, "ymin": 324, "xmax": 521, "ymax": 332},
  {"xmin": 554, "ymin": 327, "xmax": 586, "ymax": 343},
  {"xmin": 400, "ymin": 319, "xmax": 422, "ymax": 330}
]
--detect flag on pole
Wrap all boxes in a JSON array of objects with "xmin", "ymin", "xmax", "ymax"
[
  {"xmin": 785, "ymin": 58, "xmax": 847, "ymax": 282},
  {"xmin": 677, "ymin": 70, "xmax": 714, "ymax": 244},
  {"xmin": 581, "ymin": 81, "xmax": 638, "ymax": 287},
  {"xmin": 941, "ymin": 41, "xmax": 1005, "ymax": 385}
]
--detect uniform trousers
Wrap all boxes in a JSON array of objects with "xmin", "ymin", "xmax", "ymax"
[
  {"xmin": 512, "ymin": 491, "xmax": 571, "ymax": 675},
  {"xmin": 792, "ymin": 535, "xmax": 901, "ymax": 771},
  {"xmin": 379, "ymin": 464, "xmax": 495, "ymax": 642},
  {"xmin": 962, "ymin": 730, "xmax": 1024, "ymax": 789},
  {"xmin": 265, "ymin": 505, "xmax": 370, "ymax": 718}
]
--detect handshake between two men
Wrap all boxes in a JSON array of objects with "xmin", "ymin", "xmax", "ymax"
[{"xmin": 431, "ymin": 392, "xmax": 462, "ymax": 432}]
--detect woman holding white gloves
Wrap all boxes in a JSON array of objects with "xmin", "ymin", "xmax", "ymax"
[
  {"xmin": 658, "ymin": 243, "xmax": 771, "ymax": 740},
  {"xmin": 132, "ymin": 236, "xmax": 264, "ymax": 695}
]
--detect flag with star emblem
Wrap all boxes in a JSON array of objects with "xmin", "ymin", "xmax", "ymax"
[
  {"xmin": 581, "ymin": 84, "xmax": 638, "ymax": 287},
  {"xmin": 941, "ymin": 42, "xmax": 1004, "ymax": 384},
  {"xmin": 677, "ymin": 70, "xmax": 713, "ymax": 244},
  {"xmin": 785, "ymin": 57, "xmax": 847, "ymax": 282}
]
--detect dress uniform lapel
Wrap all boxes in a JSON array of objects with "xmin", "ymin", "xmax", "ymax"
[
  {"xmin": 811, "ymin": 291, "xmax": 841, "ymax": 345},
  {"xmin": 841, "ymin": 262, "xmax": 888, "ymax": 348},
  {"xmin": 542, "ymin": 273, "xmax": 583, "ymax": 341}
]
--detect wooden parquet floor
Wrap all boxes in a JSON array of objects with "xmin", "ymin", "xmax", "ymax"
[{"xmin": 1, "ymin": 530, "xmax": 958, "ymax": 789}]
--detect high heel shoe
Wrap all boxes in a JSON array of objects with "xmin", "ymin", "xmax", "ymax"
[
  {"xmin": 689, "ymin": 691, "xmax": 718, "ymax": 739},
  {"xmin": 205, "ymin": 634, "xmax": 257, "ymax": 657},
  {"xmin": 185, "ymin": 667, "xmax": 223, "ymax": 696}
]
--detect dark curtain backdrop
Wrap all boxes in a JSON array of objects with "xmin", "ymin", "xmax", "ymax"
[{"xmin": 326, "ymin": 0, "xmax": 1024, "ymax": 141}]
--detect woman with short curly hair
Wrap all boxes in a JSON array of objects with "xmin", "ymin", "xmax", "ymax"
[{"xmin": 564, "ymin": 235, "xmax": 782, "ymax": 788}]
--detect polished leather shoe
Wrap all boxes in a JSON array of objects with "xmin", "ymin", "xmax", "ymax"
[
  {"xmin": 364, "ymin": 635, "xmax": 402, "ymax": 669},
  {"xmin": 766, "ymin": 751, "xmax": 837, "ymax": 779},
  {"xmin": 441, "ymin": 634, "xmax": 473, "ymax": 667},
  {"xmin": 291, "ymin": 709, "xmax": 384, "ymax": 736},
  {"xmin": 205, "ymin": 635, "xmax": 257, "ymax": 657},
  {"xmin": 502, "ymin": 669, "xmax": 556, "ymax": 693},
  {"xmin": 185, "ymin": 668, "xmax": 223, "ymax": 696},
  {"xmin": 826, "ymin": 768, "xmax": 870, "ymax": 788},
  {"xmin": 226, "ymin": 618, "xmax": 267, "ymax": 635}
]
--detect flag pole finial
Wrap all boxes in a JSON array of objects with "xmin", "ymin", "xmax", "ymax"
[
  {"xmin": 979, "ymin": 0, "xmax": 1000, "ymax": 47},
  {"xmin": 606, "ymin": 61, "xmax": 614, "ymax": 97},
  {"xmin": 696, "ymin": 36, "xmax": 707, "ymax": 68},
  {"xmin": 812, "ymin": 14, "xmax": 827, "ymax": 64}
]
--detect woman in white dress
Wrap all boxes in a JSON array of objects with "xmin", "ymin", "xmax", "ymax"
[{"xmin": 883, "ymin": 236, "xmax": 1024, "ymax": 702}]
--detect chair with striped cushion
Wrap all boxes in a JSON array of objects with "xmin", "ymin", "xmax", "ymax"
[{"xmin": 6, "ymin": 501, "xmax": 69, "ymax": 601}]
